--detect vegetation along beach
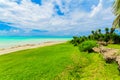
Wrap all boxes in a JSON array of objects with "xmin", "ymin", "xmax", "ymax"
[{"xmin": 0, "ymin": 0, "xmax": 120, "ymax": 80}]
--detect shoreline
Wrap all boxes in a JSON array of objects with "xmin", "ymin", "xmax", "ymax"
[{"xmin": 0, "ymin": 41, "xmax": 66, "ymax": 55}]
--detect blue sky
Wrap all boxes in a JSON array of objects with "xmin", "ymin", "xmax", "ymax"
[{"xmin": 0, "ymin": 0, "xmax": 115, "ymax": 37}]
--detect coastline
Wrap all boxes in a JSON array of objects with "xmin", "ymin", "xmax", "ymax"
[{"xmin": 0, "ymin": 41, "xmax": 66, "ymax": 55}]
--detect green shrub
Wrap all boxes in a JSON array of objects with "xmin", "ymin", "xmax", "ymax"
[
  {"xmin": 79, "ymin": 40, "xmax": 98, "ymax": 52},
  {"xmin": 70, "ymin": 36, "xmax": 81, "ymax": 46}
]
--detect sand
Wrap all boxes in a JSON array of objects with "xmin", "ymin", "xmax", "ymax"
[{"xmin": 0, "ymin": 41, "xmax": 66, "ymax": 55}]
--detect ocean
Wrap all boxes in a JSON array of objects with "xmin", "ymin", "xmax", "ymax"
[{"xmin": 0, "ymin": 37, "xmax": 72, "ymax": 49}]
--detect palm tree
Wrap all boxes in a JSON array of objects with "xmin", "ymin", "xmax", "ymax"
[
  {"xmin": 110, "ymin": 28, "xmax": 115, "ymax": 34},
  {"xmin": 105, "ymin": 28, "xmax": 109, "ymax": 34},
  {"xmin": 91, "ymin": 30, "xmax": 95, "ymax": 35},
  {"xmin": 98, "ymin": 29, "xmax": 101, "ymax": 34},
  {"xmin": 113, "ymin": 0, "xmax": 120, "ymax": 28}
]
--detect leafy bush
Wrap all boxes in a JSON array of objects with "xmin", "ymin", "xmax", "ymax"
[
  {"xmin": 70, "ymin": 36, "xmax": 81, "ymax": 46},
  {"xmin": 79, "ymin": 40, "xmax": 98, "ymax": 52}
]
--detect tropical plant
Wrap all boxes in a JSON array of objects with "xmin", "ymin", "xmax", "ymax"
[
  {"xmin": 105, "ymin": 28, "xmax": 109, "ymax": 34},
  {"xmin": 98, "ymin": 29, "xmax": 101, "ymax": 34},
  {"xmin": 113, "ymin": 0, "xmax": 120, "ymax": 28},
  {"xmin": 71, "ymin": 28, "xmax": 120, "ymax": 46},
  {"xmin": 79, "ymin": 40, "xmax": 98, "ymax": 52},
  {"xmin": 110, "ymin": 28, "xmax": 115, "ymax": 34},
  {"xmin": 71, "ymin": 36, "xmax": 80, "ymax": 46},
  {"xmin": 91, "ymin": 30, "xmax": 95, "ymax": 35}
]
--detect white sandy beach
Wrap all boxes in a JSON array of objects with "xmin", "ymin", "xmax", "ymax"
[{"xmin": 0, "ymin": 41, "xmax": 66, "ymax": 55}]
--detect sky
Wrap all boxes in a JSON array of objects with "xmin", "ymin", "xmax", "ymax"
[{"xmin": 0, "ymin": 0, "xmax": 115, "ymax": 37}]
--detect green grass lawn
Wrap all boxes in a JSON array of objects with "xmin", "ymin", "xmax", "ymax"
[
  {"xmin": 0, "ymin": 43, "xmax": 120, "ymax": 80},
  {"xmin": 107, "ymin": 44, "xmax": 120, "ymax": 49}
]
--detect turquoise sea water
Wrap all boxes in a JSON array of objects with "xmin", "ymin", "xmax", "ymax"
[{"xmin": 0, "ymin": 37, "xmax": 72, "ymax": 48}]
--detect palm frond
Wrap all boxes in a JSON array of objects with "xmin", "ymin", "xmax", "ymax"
[
  {"xmin": 113, "ymin": 0, "xmax": 120, "ymax": 16},
  {"xmin": 113, "ymin": 14, "xmax": 120, "ymax": 28},
  {"xmin": 112, "ymin": 0, "xmax": 120, "ymax": 28}
]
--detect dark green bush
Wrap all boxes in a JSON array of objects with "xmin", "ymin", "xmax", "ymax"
[
  {"xmin": 79, "ymin": 40, "xmax": 98, "ymax": 52},
  {"xmin": 70, "ymin": 36, "xmax": 81, "ymax": 46}
]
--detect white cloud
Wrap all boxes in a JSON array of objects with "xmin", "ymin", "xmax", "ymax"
[
  {"xmin": 90, "ymin": 0, "xmax": 103, "ymax": 17},
  {"xmin": 0, "ymin": 0, "xmax": 54, "ymax": 23},
  {"xmin": 0, "ymin": 0, "xmax": 115, "ymax": 36}
]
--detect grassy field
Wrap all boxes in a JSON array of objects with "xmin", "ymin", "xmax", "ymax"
[
  {"xmin": 0, "ymin": 43, "xmax": 120, "ymax": 80},
  {"xmin": 107, "ymin": 44, "xmax": 120, "ymax": 49}
]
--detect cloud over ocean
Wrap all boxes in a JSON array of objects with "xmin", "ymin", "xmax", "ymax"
[{"xmin": 0, "ymin": 0, "xmax": 115, "ymax": 36}]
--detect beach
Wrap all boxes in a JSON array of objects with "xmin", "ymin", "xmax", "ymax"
[
  {"xmin": 0, "ymin": 37, "xmax": 71, "ymax": 55},
  {"xmin": 0, "ymin": 41, "xmax": 66, "ymax": 55},
  {"xmin": 0, "ymin": 37, "xmax": 71, "ymax": 48}
]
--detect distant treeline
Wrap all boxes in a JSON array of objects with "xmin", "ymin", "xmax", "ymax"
[{"xmin": 71, "ymin": 28, "xmax": 120, "ymax": 46}]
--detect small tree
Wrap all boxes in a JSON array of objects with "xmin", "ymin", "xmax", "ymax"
[
  {"xmin": 105, "ymin": 28, "xmax": 109, "ymax": 34},
  {"xmin": 91, "ymin": 30, "xmax": 95, "ymax": 35},
  {"xmin": 98, "ymin": 29, "xmax": 101, "ymax": 34}
]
